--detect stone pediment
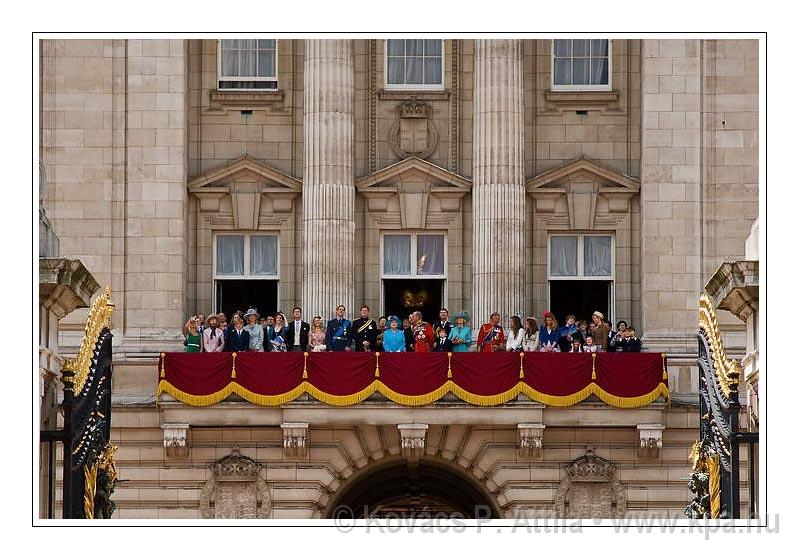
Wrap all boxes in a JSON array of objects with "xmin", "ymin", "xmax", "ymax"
[
  {"xmin": 188, "ymin": 155, "xmax": 301, "ymax": 229},
  {"xmin": 188, "ymin": 155, "xmax": 301, "ymax": 192},
  {"xmin": 526, "ymin": 159, "xmax": 640, "ymax": 229},
  {"xmin": 355, "ymin": 158, "xmax": 471, "ymax": 229},
  {"xmin": 356, "ymin": 157, "xmax": 471, "ymax": 192}
]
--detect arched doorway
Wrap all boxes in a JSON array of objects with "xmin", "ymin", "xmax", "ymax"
[{"xmin": 325, "ymin": 458, "xmax": 500, "ymax": 519}]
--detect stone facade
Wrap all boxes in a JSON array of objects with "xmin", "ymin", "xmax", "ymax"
[{"xmin": 39, "ymin": 38, "xmax": 759, "ymax": 519}]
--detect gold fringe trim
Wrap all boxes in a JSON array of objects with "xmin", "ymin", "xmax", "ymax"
[
  {"xmin": 160, "ymin": 352, "xmax": 166, "ymax": 378},
  {"xmin": 305, "ymin": 381, "xmax": 381, "ymax": 406},
  {"xmin": 156, "ymin": 380, "xmax": 236, "ymax": 406},
  {"xmin": 377, "ymin": 381, "xmax": 453, "ymax": 406},
  {"xmin": 450, "ymin": 381, "xmax": 522, "ymax": 406},
  {"xmin": 521, "ymin": 384, "xmax": 595, "ymax": 407},
  {"xmin": 232, "ymin": 381, "xmax": 309, "ymax": 406},
  {"xmin": 591, "ymin": 382, "xmax": 671, "ymax": 408},
  {"xmin": 708, "ymin": 452, "xmax": 721, "ymax": 518},
  {"xmin": 374, "ymin": 352, "xmax": 381, "ymax": 378}
]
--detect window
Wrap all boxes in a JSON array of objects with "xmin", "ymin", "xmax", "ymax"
[
  {"xmin": 382, "ymin": 233, "xmax": 446, "ymax": 277},
  {"xmin": 548, "ymin": 234, "xmax": 613, "ymax": 279},
  {"xmin": 214, "ymin": 233, "xmax": 279, "ymax": 278},
  {"xmin": 385, "ymin": 39, "xmax": 444, "ymax": 89},
  {"xmin": 218, "ymin": 39, "xmax": 277, "ymax": 90},
  {"xmin": 551, "ymin": 39, "xmax": 611, "ymax": 91}
]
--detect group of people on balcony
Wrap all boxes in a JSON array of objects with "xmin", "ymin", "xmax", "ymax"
[{"xmin": 183, "ymin": 305, "xmax": 641, "ymax": 354}]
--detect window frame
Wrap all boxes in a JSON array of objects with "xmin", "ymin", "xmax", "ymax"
[
  {"xmin": 380, "ymin": 232, "xmax": 448, "ymax": 280},
  {"xmin": 547, "ymin": 233, "xmax": 615, "ymax": 281},
  {"xmin": 217, "ymin": 39, "xmax": 279, "ymax": 91},
  {"xmin": 213, "ymin": 232, "xmax": 280, "ymax": 280},
  {"xmin": 550, "ymin": 39, "xmax": 612, "ymax": 92},
  {"xmin": 383, "ymin": 39, "xmax": 446, "ymax": 91}
]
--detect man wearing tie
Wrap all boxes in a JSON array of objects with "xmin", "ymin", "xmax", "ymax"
[
  {"xmin": 434, "ymin": 308, "xmax": 454, "ymax": 336},
  {"xmin": 286, "ymin": 306, "xmax": 310, "ymax": 352},
  {"xmin": 325, "ymin": 305, "xmax": 353, "ymax": 352},
  {"xmin": 225, "ymin": 314, "xmax": 251, "ymax": 352}
]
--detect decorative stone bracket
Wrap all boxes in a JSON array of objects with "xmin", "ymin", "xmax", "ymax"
[
  {"xmin": 517, "ymin": 423, "xmax": 545, "ymax": 458},
  {"xmin": 637, "ymin": 424, "xmax": 664, "ymax": 459},
  {"xmin": 281, "ymin": 422, "xmax": 309, "ymax": 458},
  {"xmin": 398, "ymin": 423, "xmax": 428, "ymax": 460},
  {"xmin": 162, "ymin": 422, "xmax": 190, "ymax": 459}
]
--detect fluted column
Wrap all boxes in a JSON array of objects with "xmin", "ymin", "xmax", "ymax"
[
  {"xmin": 471, "ymin": 39, "xmax": 525, "ymax": 325},
  {"xmin": 302, "ymin": 39, "xmax": 355, "ymax": 319}
]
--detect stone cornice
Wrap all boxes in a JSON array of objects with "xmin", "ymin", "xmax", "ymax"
[
  {"xmin": 39, "ymin": 258, "xmax": 99, "ymax": 319},
  {"xmin": 704, "ymin": 261, "xmax": 759, "ymax": 322}
]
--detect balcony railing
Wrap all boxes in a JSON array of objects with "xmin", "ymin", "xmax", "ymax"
[{"xmin": 156, "ymin": 351, "xmax": 669, "ymax": 408}]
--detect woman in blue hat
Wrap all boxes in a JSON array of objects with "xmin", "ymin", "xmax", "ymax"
[
  {"xmin": 448, "ymin": 311, "xmax": 472, "ymax": 352},
  {"xmin": 381, "ymin": 316, "xmax": 406, "ymax": 352}
]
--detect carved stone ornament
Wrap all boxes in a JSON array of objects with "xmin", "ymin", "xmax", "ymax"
[
  {"xmin": 398, "ymin": 423, "xmax": 428, "ymax": 460},
  {"xmin": 555, "ymin": 450, "xmax": 626, "ymax": 519},
  {"xmin": 637, "ymin": 424, "xmax": 664, "ymax": 459},
  {"xmin": 162, "ymin": 422, "xmax": 190, "ymax": 459},
  {"xmin": 517, "ymin": 423, "xmax": 545, "ymax": 458},
  {"xmin": 200, "ymin": 447, "xmax": 271, "ymax": 519},
  {"xmin": 389, "ymin": 97, "xmax": 439, "ymax": 160}
]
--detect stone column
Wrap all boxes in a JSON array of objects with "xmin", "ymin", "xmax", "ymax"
[
  {"xmin": 302, "ymin": 39, "xmax": 355, "ymax": 319},
  {"xmin": 471, "ymin": 39, "xmax": 525, "ymax": 325}
]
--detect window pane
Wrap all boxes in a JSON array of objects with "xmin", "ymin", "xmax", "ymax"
[
  {"xmin": 417, "ymin": 235, "xmax": 444, "ymax": 275},
  {"xmin": 405, "ymin": 57, "xmax": 424, "ymax": 84},
  {"xmin": 384, "ymin": 235, "xmax": 411, "ymax": 275},
  {"xmin": 250, "ymin": 235, "xmax": 278, "ymax": 275},
  {"xmin": 257, "ymin": 39, "xmax": 276, "ymax": 50},
  {"xmin": 572, "ymin": 57, "xmax": 590, "ymax": 85},
  {"xmin": 387, "ymin": 39, "xmax": 405, "ymax": 56},
  {"xmin": 216, "ymin": 236, "xmax": 244, "ymax": 275},
  {"xmin": 387, "ymin": 57, "xmax": 405, "ymax": 84},
  {"xmin": 584, "ymin": 236, "xmax": 612, "ymax": 276},
  {"xmin": 553, "ymin": 58, "xmax": 570, "ymax": 85},
  {"xmin": 573, "ymin": 39, "xmax": 590, "ymax": 57},
  {"xmin": 553, "ymin": 39, "xmax": 571, "ymax": 57},
  {"xmin": 591, "ymin": 58, "xmax": 609, "ymax": 85},
  {"xmin": 221, "ymin": 47, "xmax": 237, "ymax": 77},
  {"xmin": 591, "ymin": 39, "xmax": 608, "ymax": 57},
  {"xmin": 424, "ymin": 56, "xmax": 442, "ymax": 85},
  {"xmin": 406, "ymin": 39, "xmax": 424, "ymax": 56},
  {"xmin": 550, "ymin": 236, "xmax": 578, "ymax": 276},
  {"xmin": 425, "ymin": 39, "xmax": 442, "ymax": 56}
]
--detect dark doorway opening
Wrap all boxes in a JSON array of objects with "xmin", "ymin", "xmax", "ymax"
[
  {"xmin": 549, "ymin": 280, "xmax": 611, "ymax": 325},
  {"xmin": 383, "ymin": 279, "xmax": 444, "ymax": 324},
  {"xmin": 325, "ymin": 459, "xmax": 498, "ymax": 519},
  {"xmin": 215, "ymin": 280, "xmax": 278, "ymax": 319}
]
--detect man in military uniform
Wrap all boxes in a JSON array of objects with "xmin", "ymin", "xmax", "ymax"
[
  {"xmin": 325, "ymin": 305, "xmax": 353, "ymax": 352},
  {"xmin": 351, "ymin": 305, "xmax": 378, "ymax": 352},
  {"xmin": 410, "ymin": 311, "xmax": 435, "ymax": 352}
]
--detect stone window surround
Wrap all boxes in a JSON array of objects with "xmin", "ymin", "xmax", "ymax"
[{"xmin": 212, "ymin": 232, "xmax": 281, "ymax": 281}]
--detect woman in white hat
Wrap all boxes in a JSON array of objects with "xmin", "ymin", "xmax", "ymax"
[
  {"xmin": 244, "ymin": 308, "xmax": 264, "ymax": 352},
  {"xmin": 588, "ymin": 311, "xmax": 610, "ymax": 351}
]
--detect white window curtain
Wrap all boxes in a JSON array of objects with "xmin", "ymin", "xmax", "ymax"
[
  {"xmin": 384, "ymin": 235, "xmax": 411, "ymax": 275},
  {"xmin": 550, "ymin": 236, "xmax": 578, "ymax": 276},
  {"xmin": 416, "ymin": 235, "xmax": 444, "ymax": 275},
  {"xmin": 250, "ymin": 235, "xmax": 278, "ymax": 275},
  {"xmin": 217, "ymin": 236, "xmax": 244, "ymax": 275},
  {"xmin": 553, "ymin": 39, "xmax": 608, "ymax": 87},
  {"xmin": 387, "ymin": 39, "xmax": 442, "ymax": 86},
  {"xmin": 220, "ymin": 39, "xmax": 276, "ymax": 79},
  {"xmin": 584, "ymin": 236, "xmax": 612, "ymax": 276}
]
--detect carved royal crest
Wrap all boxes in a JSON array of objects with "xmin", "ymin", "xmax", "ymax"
[
  {"xmin": 389, "ymin": 97, "xmax": 439, "ymax": 160},
  {"xmin": 555, "ymin": 451, "xmax": 626, "ymax": 518},
  {"xmin": 200, "ymin": 448, "xmax": 271, "ymax": 519}
]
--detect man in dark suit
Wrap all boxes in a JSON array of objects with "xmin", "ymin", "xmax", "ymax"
[
  {"xmin": 325, "ymin": 305, "xmax": 352, "ymax": 352},
  {"xmin": 286, "ymin": 306, "xmax": 310, "ymax": 352},
  {"xmin": 224, "ymin": 314, "xmax": 250, "ymax": 352}
]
